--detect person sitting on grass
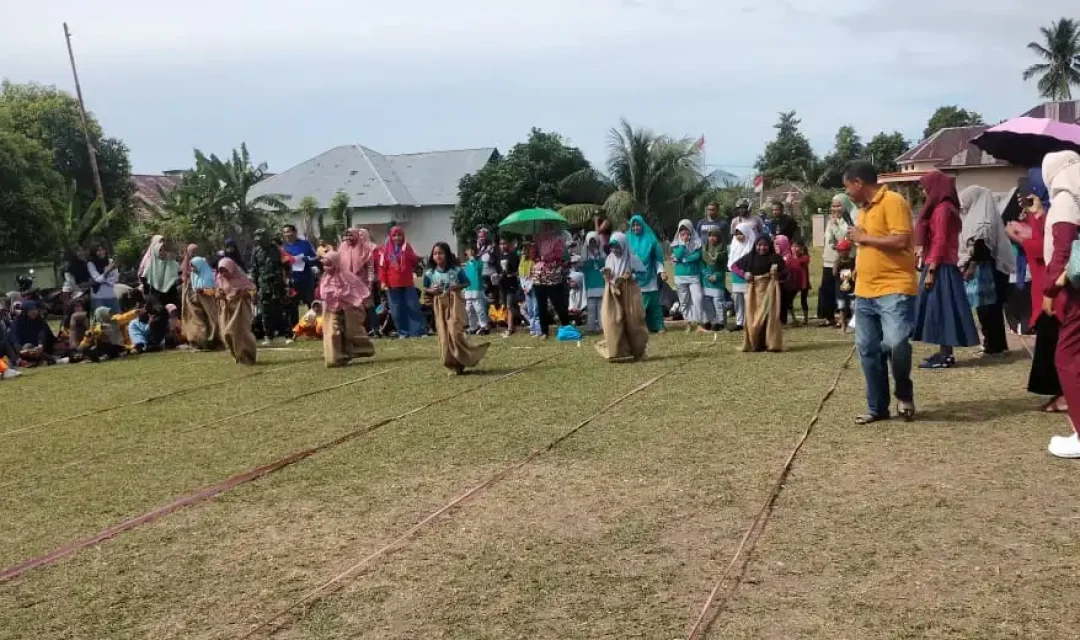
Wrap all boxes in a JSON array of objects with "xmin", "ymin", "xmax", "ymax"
[
  {"xmin": 128, "ymin": 306, "xmax": 162, "ymax": 354},
  {"xmin": 79, "ymin": 306, "xmax": 129, "ymax": 362},
  {"xmin": 293, "ymin": 300, "xmax": 325, "ymax": 339},
  {"xmin": 7, "ymin": 301, "xmax": 65, "ymax": 367}
]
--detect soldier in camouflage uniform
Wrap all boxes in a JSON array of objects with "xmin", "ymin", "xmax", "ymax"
[{"xmin": 249, "ymin": 229, "xmax": 290, "ymax": 343}]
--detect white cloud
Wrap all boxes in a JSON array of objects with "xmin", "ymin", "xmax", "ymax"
[{"xmin": 1, "ymin": 0, "xmax": 1072, "ymax": 174}]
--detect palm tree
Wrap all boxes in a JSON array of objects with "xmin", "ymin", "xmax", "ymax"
[
  {"xmin": 559, "ymin": 119, "xmax": 706, "ymax": 234},
  {"xmin": 1024, "ymin": 18, "xmax": 1080, "ymax": 100}
]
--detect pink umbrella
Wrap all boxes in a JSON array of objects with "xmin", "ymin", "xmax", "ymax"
[{"xmin": 972, "ymin": 116, "xmax": 1080, "ymax": 168}]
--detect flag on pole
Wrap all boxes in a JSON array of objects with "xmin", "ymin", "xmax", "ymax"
[
  {"xmin": 753, "ymin": 175, "xmax": 764, "ymax": 194},
  {"xmin": 695, "ymin": 135, "xmax": 705, "ymax": 151}
]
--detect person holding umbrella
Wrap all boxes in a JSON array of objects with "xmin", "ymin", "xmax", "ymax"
[{"xmin": 498, "ymin": 208, "xmax": 573, "ymax": 337}]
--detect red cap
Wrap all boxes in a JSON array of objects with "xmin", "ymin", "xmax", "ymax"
[{"xmin": 835, "ymin": 239, "xmax": 852, "ymax": 253}]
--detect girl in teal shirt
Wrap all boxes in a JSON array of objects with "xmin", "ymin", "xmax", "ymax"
[
  {"xmin": 627, "ymin": 215, "xmax": 666, "ymax": 333},
  {"xmin": 581, "ymin": 231, "xmax": 606, "ymax": 332},
  {"xmin": 671, "ymin": 218, "xmax": 705, "ymax": 330}
]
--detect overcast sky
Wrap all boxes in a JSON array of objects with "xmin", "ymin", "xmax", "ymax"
[{"xmin": 1, "ymin": 0, "xmax": 1070, "ymax": 176}]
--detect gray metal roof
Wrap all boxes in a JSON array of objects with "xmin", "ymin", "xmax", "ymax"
[{"xmin": 249, "ymin": 145, "xmax": 497, "ymax": 209}]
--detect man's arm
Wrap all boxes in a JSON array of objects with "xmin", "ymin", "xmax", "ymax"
[{"xmin": 856, "ymin": 231, "xmax": 911, "ymax": 251}]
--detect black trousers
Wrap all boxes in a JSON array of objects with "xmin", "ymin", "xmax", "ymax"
[
  {"xmin": 817, "ymin": 266, "xmax": 837, "ymax": 319},
  {"xmin": 1028, "ymin": 314, "xmax": 1063, "ymax": 396},
  {"xmin": 261, "ymin": 300, "xmax": 289, "ymax": 340},
  {"xmin": 976, "ymin": 269, "xmax": 1011, "ymax": 354},
  {"xmin": 533, "ymin": 282, "xmax": 569, "ymax": 335}
]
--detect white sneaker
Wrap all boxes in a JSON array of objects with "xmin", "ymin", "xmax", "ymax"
[
  {"xmin": 2, "ymin": 369, "xmax": 21, "ymax": 380},
  {"xmin": 55, "ymin": 357, "xmax": 70, "ymax": 365},
  {"xmin": 260, "ymin": 339, "xmax": 271, "ymax": 347},
  {"xmin": 284, "ymin": 339, "xmax": 294, "ymax": 345},
  {"xmin": 1047, "ymin": 433, "xmax": 1080, "ymax": 459}
]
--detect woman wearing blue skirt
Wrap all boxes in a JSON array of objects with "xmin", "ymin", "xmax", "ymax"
[{"xmin": 914, "ymin": 171, "xmax": 979, "ymax": 368}]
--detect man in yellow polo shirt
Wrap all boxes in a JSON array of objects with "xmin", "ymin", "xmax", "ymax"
[{"xmin": 842, "ymin": 161, "xmax": 918, "ymax": 424}]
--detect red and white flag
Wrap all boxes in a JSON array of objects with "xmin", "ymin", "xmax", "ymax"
[
  {"xmin": 695, "ymin": 135, "xmax": 705, "ymax": 151},
  {"xmin": 753, "ymin": 175, "xmax": 764, "ymax": 194}
]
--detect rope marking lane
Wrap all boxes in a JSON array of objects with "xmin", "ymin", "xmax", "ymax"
[
  {"xmin": 240, "ymin": 353, "xmax": 701, "ymax": 639},
  {"xmin": 685, "ymin": 345, "xmax": 856, "ymax": 640},
  {"xmin": 0, "ymin": 367, "xmax": 400, "ymax": 492},
  {"xmin": 0, "ymin": 356, "xmax": 555, "ymax": 584},
  {"xmin": 0, "ymin": 360, "xmax": 321, "ymax": 439}
]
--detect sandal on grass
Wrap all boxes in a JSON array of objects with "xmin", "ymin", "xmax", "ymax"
[
  {"xmin": 1042, "ymin": 397, "xmax": 1069, "ymax": 413},
  {"xmin": 854, "ymin": 413, "xmax": 889, "ymax": 425}
]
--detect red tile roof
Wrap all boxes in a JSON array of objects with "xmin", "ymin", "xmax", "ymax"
[
  {"xmin": 132, "ymin": 174, "xmax": 180, "ymax": 208},
  {"xmin": 1020, "ymin": 100, "xmax": 1080, "ymax": 124},
  {"xmin": 896, "ymin": 125, "xmax": 1004, "ymax": 168}
]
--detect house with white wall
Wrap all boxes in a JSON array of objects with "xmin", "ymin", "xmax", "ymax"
[{"xmin": 248, "ymin": 145, "xmax": 497, "ymax": 252}]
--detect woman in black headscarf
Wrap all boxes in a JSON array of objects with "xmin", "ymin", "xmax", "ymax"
[
  {"xmin": 7, "ymin": 301, "xmax": 59, "ymax": 366},
  {"xmin": 220, "ymin": 238, "xmax": 247, "ymax": 271}
]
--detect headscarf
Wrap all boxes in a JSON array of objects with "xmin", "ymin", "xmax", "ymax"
[
  {"xmin": 627, "ymin": 214, "xmax": 660, "ymax": 263},
  {"xmin": 1042, "ymin": 150, "xmax": 1080, "ymax": 263},
  {"xmin": 65, "ymin": 250, "xmax": 91, "ymax": 284},
  {"xmin": 736, "ymin": 237, "xmax": 785, "ymax": 277},
  {"xmin": 728, "ymin": 221, "xmax": 758, "ymax": 270},
  {"xmin": 223, "ymin": 238, "xmax": 246, "ymax": 271},
  {"xmin": 189, "ymin": 256, "xmax": 216, "ymax": 290},
  {"xmin": 1027, "ymin": 167, "xmax": 1051, "ymax": 206},
  {"xmin": 918, "ymin": 170, "xmax": 960, "ymax": 221},
  {"xmin": 180, "ymin": 243, "xmax": 198, "ymax": 283},
  {"xmin": 605, "ymin": 232, "xmax": 645, "ymax": 278},
  {"xmin": 958, "ymin": 186, "xmax": 1016, "ymax": 275},
  {"xmin": 139, "ymin": 235, "xmax": 180, "ymax": 292},
  {"xmin": 535, "ymin": 224, "xmax": 565, "ymax": 263},
  {"xmin": 476, "ymin": 227, "xmax": 492, "ymax": 251},
  {"xmin": 831, "ymin": 193, "xmax": 857, "ymax": 225},
  {"xmin": 773, "ymin": 234, "xmax": 792, "ymax": 259},
  {"xmin": 701, "ymin": 228, "xmax": 726, "ymax": 267},
  {"xmin": 319, "ymin": 250, "xmax": 370, "ymax": 312},
  {"xmin": 93, "ymin": 306, "xmax": 122, "ymax": 346},
  {"xmin": 90, "ymin": 245, "xmax": 110, "ymax": 274},
  {"xmin": 582, "ymin": 231, "xmax": 604, "ymax": 260},
  {"xmin": 338, "ymin": 227, "xmax": 374, "ymax": 280},
  {"xmin": 671, "ymin": 219, "xmax": 702, "ymax": 253},
  {"xmin": 215, "ymin": 257, "xmax": 255, "ymax": 299},
  {"xmin": 9, "ymin": 301, "xmax": 51, "ymax": 347},
  {"xmin": 383, "ymin": 225, "xmax": 417, "ymax": 269}
]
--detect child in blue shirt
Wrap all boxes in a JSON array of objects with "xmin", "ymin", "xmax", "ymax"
[
  {"xmin": 462, "ymin": 248, "xmax": 490, "ymax": 335},
  {"xmin": 581, "ymin": 232, "xmax": 606, "ymax": 332}
]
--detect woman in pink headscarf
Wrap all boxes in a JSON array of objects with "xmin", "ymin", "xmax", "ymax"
[
  {"xmin": 215, "ymin": 257, "xmax": 257, "ymax": 365},
  {"xmin": 377, "ymin": 226, "xmax": 426, "ymax": 337},
  {"xmin": 339, "ymin": 227, "xmax": 378, "ymax": 334},
  {"xmin": 531, "ymin": 222, "xmax": 571, "ymax": 336},
  {"xmin": 320, "ymin": 250, "xmax": 375, "ymax": 366}
]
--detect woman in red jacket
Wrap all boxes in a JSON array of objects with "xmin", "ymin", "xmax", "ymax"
[{"xmin": 377, "ymin": 226, "xmax": 426, "ymax": 337}]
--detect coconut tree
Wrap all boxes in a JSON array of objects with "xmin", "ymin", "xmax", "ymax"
[
  {"xmin": 559, "ymin": 119, "xmax": 707, "ymax": 235},
  {"xmin": 1024, "ymin": 18, "xmax": 1080, "ymax": 100}
]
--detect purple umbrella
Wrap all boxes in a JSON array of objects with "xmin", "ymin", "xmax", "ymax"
[{"xmin": 971, "ymin": 117, "xmax": 1080, "ymax": 168}]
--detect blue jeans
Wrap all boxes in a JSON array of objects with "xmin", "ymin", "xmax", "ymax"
[
  {"xmin": 855, "ymin": 294, "xmax": 916, "ymax": 417},
  {"xmin": 386, "ymin": 287, "xmax": 426, "ymax": 337},
  {"xmin": 526, "ymin": 290, "xmax": 541, "ymax": 335}
]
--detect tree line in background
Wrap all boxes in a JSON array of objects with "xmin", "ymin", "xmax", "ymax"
[{"xmin": 2, "ymin": 17, "xmax": 1077, "ymax": 265}]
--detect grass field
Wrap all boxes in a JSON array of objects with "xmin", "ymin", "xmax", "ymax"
[{"xmin": 1, "ymin": 327, "xmax": 1076, "ymax": 639}]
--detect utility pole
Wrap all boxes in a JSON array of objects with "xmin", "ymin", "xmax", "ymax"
[{"xmin": 63, "ymin": 22, "xmax": 107, "ymax": 216}]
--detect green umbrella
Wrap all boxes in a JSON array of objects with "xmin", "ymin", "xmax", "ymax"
[{"xmin": 497, "ymin": 208, "xmax": 568, "ymax": 236}]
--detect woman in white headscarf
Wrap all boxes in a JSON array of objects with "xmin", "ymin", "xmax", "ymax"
[
  {"xmin": 671, "ymin": 219, "xmax": 705, "ymax": 330},
  {"xmin": 139, "ymin": 235, "xmax": 181, "ymax": 310},
  {"xmin": 958, "ymin": 185, "xmax": 1016, "ymax": 356},
  {"xmin": 1042, "ymin": 151, "xmax": 1080, "ymax": 458},
  {"xmin": 595, "ymin": 232, "xmax": 648, "ymax": 362},
  {"xmin": 727, "ymin": 221, "xmax": 758, "ymax": 331}
]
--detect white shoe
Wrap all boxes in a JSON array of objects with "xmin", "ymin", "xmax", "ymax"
[
  {"xmin": 284, "ymin": 339, "xmax": 294, "ymax": 345},
  {"xmin": 55, "ymin": 357, "xmax": 70, "ymax": 365},
  {"xmin": 2, "ymin": 369, "xmax": 21, "ymax": 379},
  {"xmin": 260, "ymin": 339, "xmax": 271, "ymax": 347},
  {"xmin": 1048, "ymin": 433, "xmax": 1080, "ymax": 459}
]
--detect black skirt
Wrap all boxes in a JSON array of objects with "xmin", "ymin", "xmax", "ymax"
[
  {"xmin": 1028, "ymin": 314, "xmax": 1063, "ymax": 396},
  {"xmin": 817, "ymin": 266, "xmax": 837, "ymax": 320}
]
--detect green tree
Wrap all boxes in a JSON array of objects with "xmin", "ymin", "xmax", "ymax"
[
  {"xmin": 755, "ymin": 111, "xmax": 820, "ymax": 186},
  {"xmin": 0, "ymin": 130, "xmax": 67, "ymax": 261},
  {"xmin": 923, "ymin": 106, "xmax": 984, "ymax": 140},
  {"xmin": 142, "ymin": 143, "xmax": 286, "ymax": 248},
  {"xmin": 599, "ymin": 118, "xmax": 707, "ymax": 234},
  {"xmin": 864, "ymin": 131, "xmax": 911, "ymax": 174},
  {"xmin": 1024, "ymin": 18, "xmax": 1080, "ymax": 100},
  {"xmin": 453, "ymin": 128, "xmax": 591, "ymax": 239},
  {"xmin": 295, "ymin": 196, "xmax": 320, "ymax": 242},
  {"xmin": 326, "ymin": 190, "xmax": 351, "ymax": 241},
  {"xmin": 818, "ymin": 125, "xmax": 865, "ymax": 188},
  {"xmin": 0, "ymin": 81, "xmax": 134, "ymax": 242}
]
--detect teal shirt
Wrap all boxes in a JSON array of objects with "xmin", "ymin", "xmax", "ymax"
[
  {"xmin": 423, "ymin": 266, "xmax": 469, "ymax": 291},
  {"xmin": 463, "ymin": 258, "xmax": 484, "ymax": 293},
  {"xmin": 582, "ymin": 255, "xmax": 606, "ymax": 295},
  {"xmin": 672, "ymin": 245, "xmax": 702, "ymax": 278}
]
